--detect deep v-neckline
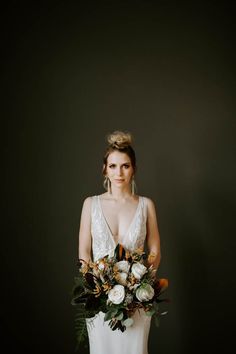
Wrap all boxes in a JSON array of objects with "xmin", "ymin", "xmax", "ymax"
[{"xmin": 97, "ymin": 195, "xmax": 141, "ymax": 246}]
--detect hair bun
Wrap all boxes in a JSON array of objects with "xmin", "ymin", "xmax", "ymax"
[{"xmin": 107, "ymin": 130, "xmax": 133, "ymax": 148}]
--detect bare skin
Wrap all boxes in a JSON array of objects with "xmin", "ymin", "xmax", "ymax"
[{"xmin": 78, "ymin": 151, "xmax": 161, "ymax": 270}]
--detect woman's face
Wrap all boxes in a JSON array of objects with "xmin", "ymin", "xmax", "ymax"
[{"xmin": 105, "ymin": 151, "xmax": 134, "ymax": 189}]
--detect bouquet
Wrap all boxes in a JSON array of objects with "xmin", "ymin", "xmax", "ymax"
[{"xmin": 71, "ymin": 244, "xmax": 168, "ymax": 348}]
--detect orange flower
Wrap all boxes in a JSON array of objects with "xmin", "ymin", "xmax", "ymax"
[
  {"xmin": 79, "ymin": 262, "xmax": 89, "ymax": 275},
  {"xmin": 93, "ymin": 284, "xmax": 102, "ymax": 297},
  {"xmin": 135, "ymin": 247, "xmax": 144, "ymax": 255},
  {"xmin": 155, "ymin": 278, "xmax": 168, "ymax": 294},
  {"xmin": 125, "ymin": 250, "xmax": 131, "ymax": 260},
  {"xmin": 129, "ymin": 274, "xmax": 137, "ymax": 285},
  {"xmin": 102, "ymin": 282, "xmax": 112, "ymax": 294}
]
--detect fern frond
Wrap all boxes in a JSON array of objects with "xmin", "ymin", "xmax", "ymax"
[{"xmin": 74, "ymin": 303, "xmax": 89, "ymax": 351}]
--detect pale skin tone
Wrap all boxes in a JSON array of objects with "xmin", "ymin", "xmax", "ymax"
[{"xmin": 78, "ymin": 150, "xmax": 161, "ymax": 270}]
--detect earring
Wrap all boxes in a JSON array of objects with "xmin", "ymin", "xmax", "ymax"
[
  {"xmin": 103, "ymin": 176, "xmax": 107, "ymax": 190},
  {"xmin": 131, "ymin": 176, "xmax": 136, "ymax": 195},
  {"xmin": 104, "ymin": 176, "xmax": 112, "ymax": 194},
  {"xmin": 108, "ymin": 177, "xmax": 112, "ymax": 194}
]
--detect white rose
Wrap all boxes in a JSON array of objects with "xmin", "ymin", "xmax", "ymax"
[
  {"xmin": 114, "ymin": 260, "xmax": 130, "ymax": 273},
  {"xmin": 136, "ymin": 284, "xmax": 155, "ymax": 302},
  {"xmin": 115, "ymin": 272, "xmax": 128, "ymax": 286},
  {"xmin": 131, "ymin": 263, "xmax": 147, "ymax": 280},
  {"xmin": 108, "ymin": 285, "xmax": 125, "ymax": 304}
]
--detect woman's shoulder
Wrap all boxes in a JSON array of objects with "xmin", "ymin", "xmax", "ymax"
[
  {"xmin": 83, "ymin": 194, "xmax": 98, "ymax": 204},
  {"xmin": 82, "ymin": 192, "xmax": 109, "ymax": 203},
  {"xmin": 81, "ymin": 195, "xmax": 96, "ymax": 207},
  {"xmin": 140, "ymin": 195, "xmax": 153, "ymax": 203},
  {"xmin": 81, "ymin": 195, "xmax": 100, "ymax": 215},
  {"xmin": 141, "ymin": 195, "xmax": 157, "ymax": 210}
]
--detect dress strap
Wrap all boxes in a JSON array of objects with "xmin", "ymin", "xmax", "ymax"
[
  {"xmin": 91, "ymin": 195, "xmax": 98, "ymax": 218},
  {"xmin": 141, "ymin": 196, "xmax": 148, "ymax": 221}
]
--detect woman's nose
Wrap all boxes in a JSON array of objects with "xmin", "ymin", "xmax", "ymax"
[{"xmin": 116, "ymin": 167, "xmax": 122, "ymax": 175}]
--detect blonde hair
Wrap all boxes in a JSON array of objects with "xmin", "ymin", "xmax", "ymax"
[{"xmin": 107, "ymin": 130, "xmax": 133, "ymax": 148}]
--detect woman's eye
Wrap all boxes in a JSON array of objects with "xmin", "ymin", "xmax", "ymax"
[
  {"xmin": 109, "ymin": 164, "xmax": 116, "ymax": 168},
  {"xmin": 124, "ymin": 164, "xmax": 130, "ymax": 169}
]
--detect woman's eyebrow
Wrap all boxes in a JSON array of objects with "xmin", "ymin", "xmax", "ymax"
[{"xmin": 109, "ymin": 162, "xmax": 130, "ymax": 165}]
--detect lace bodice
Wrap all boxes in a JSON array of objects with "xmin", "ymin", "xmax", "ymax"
[{"xmin": 91, "ymin": 195, "xmax": 147, "ymax": 261}]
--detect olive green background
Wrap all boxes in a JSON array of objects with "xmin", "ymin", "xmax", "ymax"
[{"xmin": 2, "ymin": 1, "xmax": 235, "ymax": 354}]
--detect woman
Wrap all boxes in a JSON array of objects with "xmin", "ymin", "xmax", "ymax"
[{"xmin": 78, "ymin": 130, "xmax": 161, "ymax": 354}]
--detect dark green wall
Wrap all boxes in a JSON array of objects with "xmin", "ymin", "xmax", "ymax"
[{"xmin": 2, "ymin": 2, "xmax": 235, "ymax": 354}]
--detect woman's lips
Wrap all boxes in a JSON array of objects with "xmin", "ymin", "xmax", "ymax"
[{"xmin": 115, "ymin": 179, "xmax": 124, "ymax": 182}]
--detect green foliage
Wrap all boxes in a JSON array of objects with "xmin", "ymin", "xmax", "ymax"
[
  {"xmin": 71, "ymin": 244, "xmax": 169, "ymax": 350},
  {"xmin": 74, "ymin": 303, "xmax": 88, "ymax": 351},
  {"xmin": 71, "ymin": 272, "xmax": 97, "ymax": 350}
]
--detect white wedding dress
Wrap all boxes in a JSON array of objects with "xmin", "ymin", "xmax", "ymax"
[{"xmin": 86, "ymin": 195, "xmax": 151, "ymax": 354}]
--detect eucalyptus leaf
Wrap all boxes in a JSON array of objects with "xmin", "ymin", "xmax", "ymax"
[
  {"xmin": 104, "ymin": 308, "xmax": 118, "ymax": 321},
  {"xmin": 145, "ymin": 309, "xmax": 155, "ymax": 316},
  {"xmin": 104, "ymin": 312, "xmax": 113, "ymax": 321},
  {"xmin": 115, "ymin": 312, "xmax": 124, "ymax": 320},
  {"xmin": 123, "ymin": 318, "xmax": 134, "ymax": 327}
]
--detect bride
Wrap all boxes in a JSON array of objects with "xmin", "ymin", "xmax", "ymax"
[{"xmin": 78, "ymin": 130, "xmax": 161, "ymax": 354}]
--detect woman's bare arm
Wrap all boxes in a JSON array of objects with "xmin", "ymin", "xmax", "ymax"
[
  {"xmin": 145, "ymin": 197, "xmax": 161, "ymax": 270},
  {"xmin": 78, "ymin": 197, "xmax": 92, "ymax": 263}
]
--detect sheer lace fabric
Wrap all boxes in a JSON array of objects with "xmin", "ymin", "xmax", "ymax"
[
  {"xmin": 91, "ymin": 195, "xmax": 147, "ymax": 261},
  {"xmin": 87, "ymin": 195, "xmax": 151, "ymax": 354}
]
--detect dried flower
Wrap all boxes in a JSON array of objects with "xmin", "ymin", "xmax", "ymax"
[{"xmin": 72, "ymin": 243, "xmax": 168, "ymax": 345}]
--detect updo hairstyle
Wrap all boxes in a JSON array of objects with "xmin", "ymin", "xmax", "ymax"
[{"xmin": 102, "ymin": 130, "xmax": 137, "ymax": 176}]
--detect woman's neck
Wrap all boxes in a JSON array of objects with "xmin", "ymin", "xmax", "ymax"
[{"xmin": 107, "ymin": 186, "xmax": 133, "ymax": 201}]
